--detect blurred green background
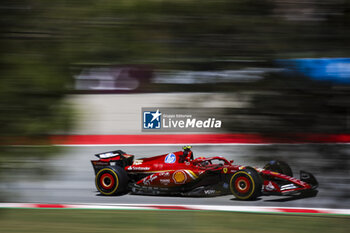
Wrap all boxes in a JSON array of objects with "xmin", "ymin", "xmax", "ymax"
[
  {"xmin": 1, "ymin": 0, "xmax": 350, "ymax": 230},
  {"xmin": 1, "ymin": 0, "xmax": 350, "ymax": 140}
]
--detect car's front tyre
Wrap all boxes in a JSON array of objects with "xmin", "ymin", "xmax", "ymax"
[{"xmin": 229, "ymin": 167, "xmax": 262, "ymax": 200}]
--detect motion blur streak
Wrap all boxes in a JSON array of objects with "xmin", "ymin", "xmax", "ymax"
[
  {"xmin": 1, "ymin": 1, "xmax": 350, "ymax": 232},
  {"xmin": 49, "ymin": 134, "xmax": 350, "ymax": 145}
]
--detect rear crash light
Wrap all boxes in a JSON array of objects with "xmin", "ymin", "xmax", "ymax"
[{"xmin": 98, "ymin": 152, "xmax": 115, "ymax": 159}]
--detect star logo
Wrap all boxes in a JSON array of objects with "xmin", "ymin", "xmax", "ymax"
[
  {"xmin": 143, "ymin": 109, "xmax": 162, "ymax": 129},
  {"xmin": 151, "ymin": 109, "xmax": 162, "ymax": 122}
]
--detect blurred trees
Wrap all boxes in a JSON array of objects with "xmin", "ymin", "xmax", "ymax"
[
  {"xmin": 0, "ymin": 1, "xmax": 76, "ymax": 187},
  {"xmin": 1, "ymin": 0, "xmax": 350, "ymax": 138},
  {"xmin": 0, "ymin": 1, "xmax": 73, "ymax": 140},
  {"xmin": 47, "ymin": 0, "xmax": 350, "ymax": 65},
  {"xmin": 227, "ymin": 74, "xmax": 350, "ymax": 135}
]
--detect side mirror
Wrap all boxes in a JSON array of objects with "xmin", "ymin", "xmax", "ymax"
[{"xmin": 230, "ymin": 160, "xmax": 234, "ymax": 164}]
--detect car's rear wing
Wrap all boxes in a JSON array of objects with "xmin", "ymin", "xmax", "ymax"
[
  {"xmin": 91, "ymin": 150, "xmax": 134, "ymax": 174},
  {"xmin": 95, "ymin": 150, "xmax": 126, "ymax": 159}
]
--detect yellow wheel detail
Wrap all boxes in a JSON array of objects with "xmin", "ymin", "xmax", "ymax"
[
  {"xmin": 95, "ymin": 168, "xmax": 119, "ymax": 195},
  {"xmin": 230, "ymin": 170, "xmax": 256, "ymax": 200}
]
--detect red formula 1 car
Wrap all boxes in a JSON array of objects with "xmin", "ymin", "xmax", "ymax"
[{"xmin": 91, "ymin": 147, "xmax": 318, "ymax": 200}]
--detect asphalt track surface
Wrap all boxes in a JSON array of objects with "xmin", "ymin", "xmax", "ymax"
[{"xmin": 3, "ymin": 145, "xmax": 350, "ymax": 209}]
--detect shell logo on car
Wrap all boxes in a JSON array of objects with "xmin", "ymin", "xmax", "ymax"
[{"xmin": 173, "ymin": 170, "xmax": 187, "ymax": 184}]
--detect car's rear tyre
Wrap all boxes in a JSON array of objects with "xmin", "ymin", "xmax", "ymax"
[
  {"xmin": 95, "ymin": 166, "xmax": 128, "ymax": 195},
  {"xmin": 263, "ymin": 160, "xmax": 293, "ymax": 177},
  {"xmin": 230, "ymin": 167, "xmax": 262, "ymax": 200}
]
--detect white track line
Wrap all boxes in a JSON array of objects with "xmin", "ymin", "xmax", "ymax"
[{"xmin": 0, "ymin": 203, "xmax": 349, "ymax": 215}]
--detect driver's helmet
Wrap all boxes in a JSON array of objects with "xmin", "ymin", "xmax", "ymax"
[{"xmin": 182, "ymin": 145, "xmax": 192, "ymax": 151}]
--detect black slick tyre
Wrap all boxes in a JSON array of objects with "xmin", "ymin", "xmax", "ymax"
[
  {"xmin": 230, "ymin": 167, "xmax": 262, "ymax": 200},
  {"xmin": 95, "ymin": 166, "xmax": 128, "ymax": 195},
  {"xmin": 263, "ymin": 160, "xmax": 293, "ymax": 177}
]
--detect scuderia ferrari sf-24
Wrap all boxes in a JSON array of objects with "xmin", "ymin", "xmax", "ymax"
[{"xmin": 91, "ymin": 146, "xmax": 318, "ymax": 200}]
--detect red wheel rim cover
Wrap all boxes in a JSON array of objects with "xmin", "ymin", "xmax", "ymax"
[
  {"xmin": 100, "ymin": 173, "xmax": 115, "ymax": 189},
  {"xmin": 234, "ymin": 176, "xmax": 251, "ymax": 193}
]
